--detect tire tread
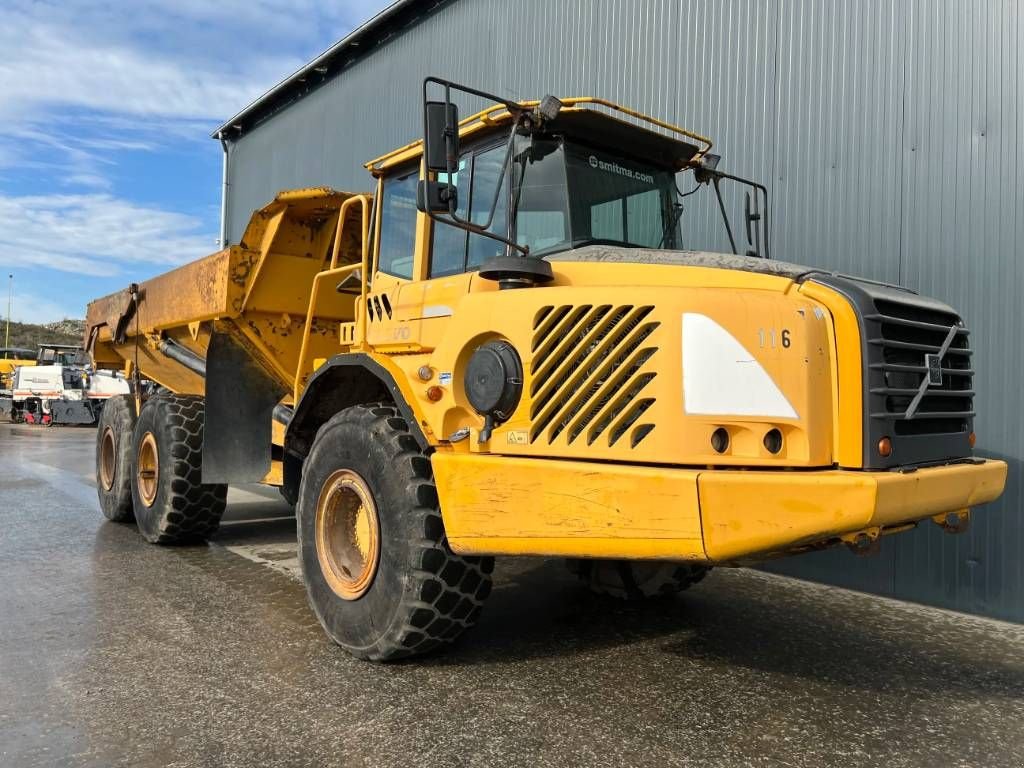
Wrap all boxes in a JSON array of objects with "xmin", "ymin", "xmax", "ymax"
[
  {"xmin": 95, "ymin": 394, "xmax": 136, "ymax": 522},
  {"xmin": 305, "ymin": 402, "xmax": 493, "ymax": 661},
  {"xmin": 135, "ymin": 394, "xmax": 226, "ymax": 544}
]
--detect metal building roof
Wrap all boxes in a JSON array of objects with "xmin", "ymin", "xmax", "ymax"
[{"xmin": 213, "ymin": 0, "xmax": 449, "ymax": 138}]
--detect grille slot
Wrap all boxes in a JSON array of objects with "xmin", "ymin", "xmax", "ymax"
[
  {"xmin": 530, "ymin": 305, "xmax": 659, "ymax": 447},
  {"xmin": 865, "ymin": 299, "xmax": 974, "ymax": 433}
]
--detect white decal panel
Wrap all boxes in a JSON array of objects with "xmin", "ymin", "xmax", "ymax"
[
  {"xmin": 681, "ymin": 313, "xmax": 798, "ymax": 419},
  {"xmin": 420, "ymin": 305, "xmax": 454, "ymax": 319}
]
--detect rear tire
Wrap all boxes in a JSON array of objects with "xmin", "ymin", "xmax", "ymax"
[
  {"xmin": 130, "ymin": 394, "xmax": 227, "ymax": 544},
  {"xmin": 297, "ymin": 403, "xmax": 493, "ymax": 661},
  {"xmin": 96, "ymin": 394, "xmax": 136, "ymax": 522},
  {"xmin": 568, "ymin": 559, "xmax": 709, "ymax": 600}
]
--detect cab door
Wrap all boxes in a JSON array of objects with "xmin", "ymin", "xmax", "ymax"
[
  {"xmin": 403, "ymin": 142, "xmax": 510, "ymax": 350},
  {"xmin": 365, "ymin": 165, "xmax": 422, "ymax": 352},
  {"xmin": 369, "ymin": 142, "xmax": 510, "ymax": 353}
]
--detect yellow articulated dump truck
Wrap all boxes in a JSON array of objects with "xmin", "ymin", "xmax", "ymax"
[{"xmin": 85, "ymin": 78, "xmax": 1006, "ymax": 661}]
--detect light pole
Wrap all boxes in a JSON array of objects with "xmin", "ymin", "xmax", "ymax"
[{"xmin": 4, "ymin": 274, "xmax": 11, "ymax": 350}]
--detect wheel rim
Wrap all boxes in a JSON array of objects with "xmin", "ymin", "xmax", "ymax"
[
  {"xmin": 136, "ymin": 432, "xmax": 159, "ymax": 508},
  {"xmin": 315, "ymin": 469, "xmax": 381, "ymax": 601},
  {"xmin": 99, "ymin": 426, "xmax": 116, "ymax": 492}
]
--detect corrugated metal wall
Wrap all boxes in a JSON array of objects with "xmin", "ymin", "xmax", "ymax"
[{"xmin": 224, "ymin": 0, "xmax": 1023, "ymax": 621}]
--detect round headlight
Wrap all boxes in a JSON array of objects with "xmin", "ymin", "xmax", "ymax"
[{"xmin": 464, "ymin": 340, "xmax": 523, "ymax": 421}]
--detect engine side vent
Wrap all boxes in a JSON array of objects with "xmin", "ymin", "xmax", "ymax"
[{"xmin": 529, "ymin": 305, "xmax": 659, "ymax": 447}]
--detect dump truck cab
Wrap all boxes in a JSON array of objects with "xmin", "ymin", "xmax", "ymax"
[
  {"xmin": 84, "ymin": 78, "xmax": 1005, "ymax": 662},
  {"xmin": 0, "ymin": 347, "xmax": 36, "ymax": 392}
]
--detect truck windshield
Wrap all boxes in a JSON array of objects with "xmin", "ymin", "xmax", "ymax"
[
  {"xmin": 427, "ymin": 134, "xmax": 700, "ymax": 277},
  {"xmin": 511, "ymin": 137, "xmax": 680, "ymax": 256}
]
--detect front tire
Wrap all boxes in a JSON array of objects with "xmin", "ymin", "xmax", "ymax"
[
  {"xmin": 130, "ymin": 394, "xmax": 227, "ymax": 544},
  {"xmin": 297, "ymin": 403, "xmax": 493, "ymax": 661},
  {"xmin": 96, "ymin": 394, "xmax": 136, "ymax": 522}
]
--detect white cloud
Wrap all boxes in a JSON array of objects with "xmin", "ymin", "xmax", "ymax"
[
  {"xmin": 0, "ymin": 1, "xmax": 387, "ymax": 122},
  {"xmin": 0, "ymin": 193, "xmax": 216, "ymax": 278},
  {"xmin": 0, "ymin": 0, "xmax": 386, "ymax": 186},
  {"xmin": 0, "ymin": 0, "xmax": 389, "ymax": 285},
  {"xmin": 0, "ymin": 23, "xmax": 283, "ymax": 122}
]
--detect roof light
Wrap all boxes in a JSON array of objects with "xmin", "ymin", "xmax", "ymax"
[
  {"xmin": 536, "ymin": 95, "xmax": 562, "ymax": 122},
  {"xmin": 699, "ymin": 153, "xmax": 721, "ymax": 171}
]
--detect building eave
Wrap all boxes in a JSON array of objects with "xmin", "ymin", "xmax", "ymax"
[{"xmin": 212, "ymin": 0, "xmax": 447, "ymax": 139}]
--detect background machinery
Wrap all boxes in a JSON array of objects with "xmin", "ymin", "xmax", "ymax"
[
  {"xmin": 85, "ymin": 80, "xmax": 1006, "ymax": 661},
  {"xmin": 8, "ymin": 344, "xmax": 129, "ymax": 425}
]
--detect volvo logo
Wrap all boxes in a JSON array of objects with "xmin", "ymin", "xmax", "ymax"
[
  {"xmin": 906, "ymin": 323, "xmax": 959, "ymax": 419},
  {"xmin": 925, "ymin": 353, "xmax": 943, "ymax": 387}
]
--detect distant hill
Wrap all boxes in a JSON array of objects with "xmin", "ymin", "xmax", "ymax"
[{"xmin": 2, "ymin": 319, "xmax": 85, "ymax": 351}]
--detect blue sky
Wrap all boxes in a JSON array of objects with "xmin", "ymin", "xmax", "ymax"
[{"xmin": 0, "ymin": 0, "xmax": 389, "ymax": 323}]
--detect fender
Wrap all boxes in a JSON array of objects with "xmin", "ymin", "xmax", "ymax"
[{"xmin": 285, "ymin": 353, "xmax": 430, "ymax": 461}]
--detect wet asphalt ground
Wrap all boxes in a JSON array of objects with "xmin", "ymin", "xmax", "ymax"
[{"xmin": 2, "ymin": 423, "xmax": 1024, "ymax": 768}]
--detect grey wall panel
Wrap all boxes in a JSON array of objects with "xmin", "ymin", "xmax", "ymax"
[
  {"xmin": 772, "ymin": 0, "xmax": 906, "ymax": 282},
  {"xmin": 760, "ymin": 0, "xmax": 910, "ymax": 599},
  {"xmin": 226, "ymin": 0, "xmax": 780, "ymax": 252},
  {"xmin": 769, "ymin": 0, "xmax": 1024, "ymax": 621},
  {"xmin": 224, "ymin": 0, "xmax": 1023, "ymax": 621},
  {"xmin": 891, "ymin": 0, "xmax": 1022, "ymax": 618}
]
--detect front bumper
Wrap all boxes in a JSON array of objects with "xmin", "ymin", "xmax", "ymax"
[
  {"xmin": 698, "ymin": 459, "xmax": 1006, "ymax": 561},
  {"xmin": 432, "ymin": 453, "xmax": 1007, "ymax": 562}
]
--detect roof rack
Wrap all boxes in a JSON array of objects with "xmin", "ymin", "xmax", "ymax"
[{"xmin": 365, "ymin": 97, "xmax": 714, "ymax": 174}]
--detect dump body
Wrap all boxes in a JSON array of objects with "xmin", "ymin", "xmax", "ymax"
[
  {"xmin": 87, "ymin": 188, "xmax": 370, "ymax": 396},
  {"xmin": 86, "ymin": 187, "xmax": 372, "ymax": 481}
]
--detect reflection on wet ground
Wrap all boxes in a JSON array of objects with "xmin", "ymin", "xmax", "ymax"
[{"xmin": 2, "ymin": 423, "xmax": 1023, "ymax": 767}]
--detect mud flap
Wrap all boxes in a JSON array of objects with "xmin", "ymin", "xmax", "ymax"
[{"xmin": 203, "ymin": 332, "xmax": 287, "ymax": 484}]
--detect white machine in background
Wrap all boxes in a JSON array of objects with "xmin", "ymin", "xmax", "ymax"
[{"xmin": 10, "ymin": 364, "xmax": 130, "ymax": 425}]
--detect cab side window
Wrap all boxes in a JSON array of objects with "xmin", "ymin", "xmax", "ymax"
[
  {"xmin": 429, "ymin": 143, "xmax": 510, "ymax": 278},
  {"xmin": 377, "ymin": 169, "xmax": 419, "ymax": 279},
  {"xmin": 430, "ymin": 158, "xmax": 470, "ymax": 277}
]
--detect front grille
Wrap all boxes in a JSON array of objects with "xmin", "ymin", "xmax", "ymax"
[
  {"xmin": 811, "ymin": 274, "xmax": 975, "ymax": 468},
  {"xmin": 867, "ymin": 298, "xmax": 974, "ymax": 435},
  {"xmin": 529, "ymin": 304, "xmax": 659, "ymax": 448}
]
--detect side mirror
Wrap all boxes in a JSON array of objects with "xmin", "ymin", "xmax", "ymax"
[
  {"xmin": 424, "ymin": 100, "xmax": 459, "ymax": 173},
  {"xmin": 744, "ymin": 191, "xmax": 763, "ymax": 258},
  {"xmin": 416, "ymin": 179, "xmax": 457, "ymax": 214}
]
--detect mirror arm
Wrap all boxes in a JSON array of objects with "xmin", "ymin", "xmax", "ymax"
[
  {"xmin": 752, "ymin": 193, "xmax": 762, "ymax": 258},
  {"xmin": 707, "ymin": 169, "xmax": 771, "ymax": 260},
  {"xmin": 435, "ymin": 116, "xmax": 527, "ymax": 252},
  {"xmin": 711, "ymin": 177, "xmax": 739, "ymax": 255},
  {"xmin": 425, "ymin": 76, "xmax": 524, "ymax": 116},
  {"xmin": 758, "ymin": 184, "xmax": 770, "ymax": 260},
  {"xmin": 465, "ymin": 112, "xmax": 522, "ymax": 232},
  {"xmin": 420, "ymin": 76, "xmax": 530, "ymax": 256}
]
